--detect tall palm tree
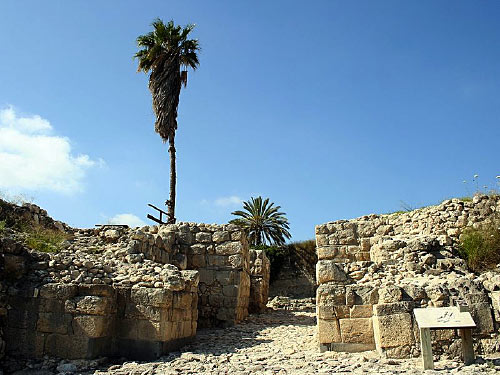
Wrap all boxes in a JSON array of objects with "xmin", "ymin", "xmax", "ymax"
[
  {"xmin": 134, "ymin": 18, "xmax": 200, "ymax": 224},
  {"xmin": 230, "ymin": 196, "xmax": 292, "ymax": 246}
]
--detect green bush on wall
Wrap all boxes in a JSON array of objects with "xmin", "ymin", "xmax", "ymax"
[{"xmin": 458, "ymin": 217, "xmax": 500, "ymax": 272}]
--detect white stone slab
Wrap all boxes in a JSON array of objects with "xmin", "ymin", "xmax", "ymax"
[{"xmin": 414, "ymin": 307, "xmax": 476, "ymax": 329}]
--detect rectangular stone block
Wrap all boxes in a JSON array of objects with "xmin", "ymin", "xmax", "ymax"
[
  {"xmin": 72, "ymin": 315, "xmax": 111, "ymax": 338},
  {"xmin": 470, "ymin": 302, "xmax": 494, "ymax": 334},
  {"xmin": 40, "ymin": 284, "xmax": 77, "ymax": 300},
  {"xmin": 66, "ymin": 296, "xmax": 115, "ymax": 315},
  {"xmin": 317, "ymin": 318, "xmax": 341, "ymax": 344},
  {"xmin": 207, "ymin": 255, "xmax": 227, "ymax": 267},
  {"xmin": 37, "ymin": 312, "xmax": 72, "ymax": 334},
  {"xmin": 318, "ymin": 303, "xmax": 349, "ymax": 320},
  {"xmin": 215, "ymin": 241, "xmax": 242, "ymax": 255},
  {"xmin": 373, "ymin": 302, "xmax": 414, "ymax": 316},
  {"xmin": 339, "ymin": 318, "xmax": 374, "ymax": 344},
  {"xmin": 130, "ymin": 288, "xmax": 173, "ymax": 308},
  {"xmin": 316, "ymin": 260, "xmax": 347, "ymax": 284},
  {"xmin": 372, "ymin": 313, "xmax": 414, "ymax": 350},
  {"xmin": 39, "ymin": 298, "xmax": 65, "ymax": 313},
  {"xmin": 124, "ymin": 304, "xmax": 163, "ymax": 322},
  {"xmin": 198, "ymin": 268, "xmax": 216, "ymax": 284},
  {"xmin": 317, "ymin": 246, "xmax": 348, "ymax": 261},
  {"xmin": 45, "ymin": 333, "xmax": 110, "ymax": 359},
  {"xmin": 316, "ymin": 283, "xmax": 346, "ymax": 305},
  {"xmin": 350, "ymin": 305, "xmax": 373, "ymax": 318}
]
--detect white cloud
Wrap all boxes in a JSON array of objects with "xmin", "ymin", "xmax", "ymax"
[
  {"xmin": 108, "ymin": 213, "xmax": 146, "ymax": 228},
  {"xmin": 214, "ymin": 195, "xmax": 243, "ymax": 207},
  {"xmin": 0, "ymin": 106, "xmax": 101, "ymax": 193}
]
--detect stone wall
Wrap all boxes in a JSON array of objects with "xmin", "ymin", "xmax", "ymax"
[
  {"xmin": 0, "ymin": 200, "xmax": 271, "ymax": 361},
  {"xmin": 115, "ymin": 223, "xmax": 252, "ymax": 328},
  {"xmin": 316, "ymin": 195, "xmax": 500, "ymax": 358},
  {"xmin": 0, "ymin": 235, "xmax": 198, "ymax": 360},
  {"xmin": 249, "ymin": 249, "xmax": 270, "ymax": 313},
  {"xmin": 0, "ymin": 198, "xmax": 68, "ymax": 232}
]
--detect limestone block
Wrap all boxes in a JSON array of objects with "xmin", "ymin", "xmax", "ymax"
[
  {"xmin": 316, "ymin": 260, "xmax": 347, "ymax": 284},
  {"xmin": 228, "ymin": 254, "xmax": 243, "ymax": 268},
  {"xmin": 40, "ymin": 283, "xmax": 77, "ymax": 300},
  {"xmin": 37, "ymin": 312, "xmax": 72, "ymax": 334},
  {"xmin": 213, "ymin": 231, "xmax": 231, "ymax": 243},
  {"xmin": 357, "ymin": 222, "xmax": 378, "ymax": 238},
  {"xmin": 124, "ymin": 304, "xmax": 163, "ymax": 321},
  {"xmin": 215, "ymin": 241, "xmax": 243, "ymax": 255},
  {"xmin": 360, "ymin": 238, "xmax": 371, "ymax": 252},
  {"xmin": 45, "ymin": 333, "xmax": 106, "ymax": 359},
  {"xmin": 130, "ymin": 288, "xmax": 173, "ymax": 308},
  {"xmin": 190, "ymin": 243, "xmax": 207, "ymax": 255},
  {"xmin": 372, "ymin": 313, "xmax": 414, "ymax": 350},
  {"xmin": 195, "ymin": 232, "xmax": 212, "ymax": 243},
  {"xmin": 190, "ymin": 254, "xmax": 206, "ymax": 268},
  {"xmin": 316, "ymin": 234, "xmax": 329, "ymax": 249},
  {"xmin": 118, "ymin": 319, "xmax": 162, "ymax": 341},
  {"xmin": 66, "ymin": 296, "xmax": 114, "ymax": 315},
  {"xmin": 39, "ymin": 298, "xmax": 65, "ymax": 313},
  {"xmin": 181, "ymin": 270, "xmax": 200, "ymax": 291},
  {"xmin": 173, "ymin": 292, "xmax": 192, "ymax": 310},
  {"xmin": 316, "ymin": 283, "xmax": 346, "ymax": 305},
  {"xmin": 317, "ymin": 318, "xmax": 341, "ymax": 344},
  {"xmin": 318, "ymin": 303, "xmax": 349, "ymax": 320},
  {"xmin": 350, "ymin": 305, "xmax": 373, "ymax": 318},
  {"xmin": 72, "ymin": 315, "xmax": 111, "ymax": 338},
  {"xmin": 373, "ymin": 302, "xmax": 413, "ymax": 316},
  {"xmin": 470, "ymin": 302, "xmax": 494, "ymax": 334},
  {"xmin": 317, "ymin": 246, "xmax": 348, "ymax": 261},
  {"xmin": 378, "ymin": 286, "xmax": 403, "ymax": 303},
  {"xmin": 339, "ymin": 318, "xmax": 374, "ymax": 344}
]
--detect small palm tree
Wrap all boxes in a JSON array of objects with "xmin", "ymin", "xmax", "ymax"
[
  {"xmin": 134, "ymin": 18, "xmax": 200, "ymax": 224},
  {"xmin": 230, "ymin": 196, "xmax": 292, "ymax": 246}
]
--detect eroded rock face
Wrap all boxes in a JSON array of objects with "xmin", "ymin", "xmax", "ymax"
[
  {"xmin": 315, "ymin": 195, "xmax": 500, "ymax": 359},
  {"xmin": 249, "ymin": 249, "xmax": 270, "ymax": 313}
]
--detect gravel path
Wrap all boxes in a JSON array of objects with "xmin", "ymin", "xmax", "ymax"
[{"xmin": 94, "ymin": 307, "xmax": 500, "ymax": 375}]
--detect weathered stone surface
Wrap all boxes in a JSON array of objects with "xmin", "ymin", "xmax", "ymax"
[
  {"xmin": 372, "ymin": 313, "xmax": 414, "ymax": 349},
  {"xmin": 350, "ymin": 304, "xmax": 373, "ymax": 318},
  {"xmin": 316, "ymin": 260, "xmax": 347, "ymax": 284},
  {"xmin": 36, "ymin": 312, "xmax": 72, "ymax": 334},
  {"xmin": 377, "ymin": 286, "xmax": 403, "ymax": 303},
  {"xmin": 317, "ymin": 318, "xmax": 341, "ymax": 344},
  {"xmin": 72, "ymin": 315, "xmax": 111, "ymax": 338},
  {"xmin": 339, "ymin": 318, "xmax": 374, "ymax": 344}
]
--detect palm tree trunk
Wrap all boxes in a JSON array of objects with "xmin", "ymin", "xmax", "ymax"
[{"xmin": 167, "ymin": 133, "xmax": 176, "ymax": 224}]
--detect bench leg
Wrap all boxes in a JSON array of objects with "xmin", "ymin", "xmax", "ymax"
[
  {"xmin": 420, "ymin": 328, "xmax": 434, "ymax": 370},
  {"xmin": 459, "ymin": 328, "xmax": 474, "ymax": 365}
]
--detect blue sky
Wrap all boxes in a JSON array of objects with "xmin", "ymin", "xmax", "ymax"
[{"xmin": 0, "ymin": 1, "xmax": 499, "ymax": 241}]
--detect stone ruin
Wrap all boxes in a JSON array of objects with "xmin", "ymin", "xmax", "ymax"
[
  {"xmin": 0, "ymin": 199, "xmax": 270, "ymax": 361},
  {"xmin": 315, "ymin": 194, "xmax": 500, "ymax": 358}
]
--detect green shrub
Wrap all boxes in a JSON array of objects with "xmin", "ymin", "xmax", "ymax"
[
  {"xmin": 458, "ymin": 218, "xmax": 500, "ymax": 272},
  {"xmin": 0, "ymin": 220, "xmax": 5, "ymax": 233},
  {"xmin": 25, "ymin": 227, "xmax": 68, "ymax": 253}
]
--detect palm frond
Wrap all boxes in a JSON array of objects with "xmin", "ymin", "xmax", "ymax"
[{"xmin": 230, "ymin": 196, "xmax": 291, "ymax": 246}]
